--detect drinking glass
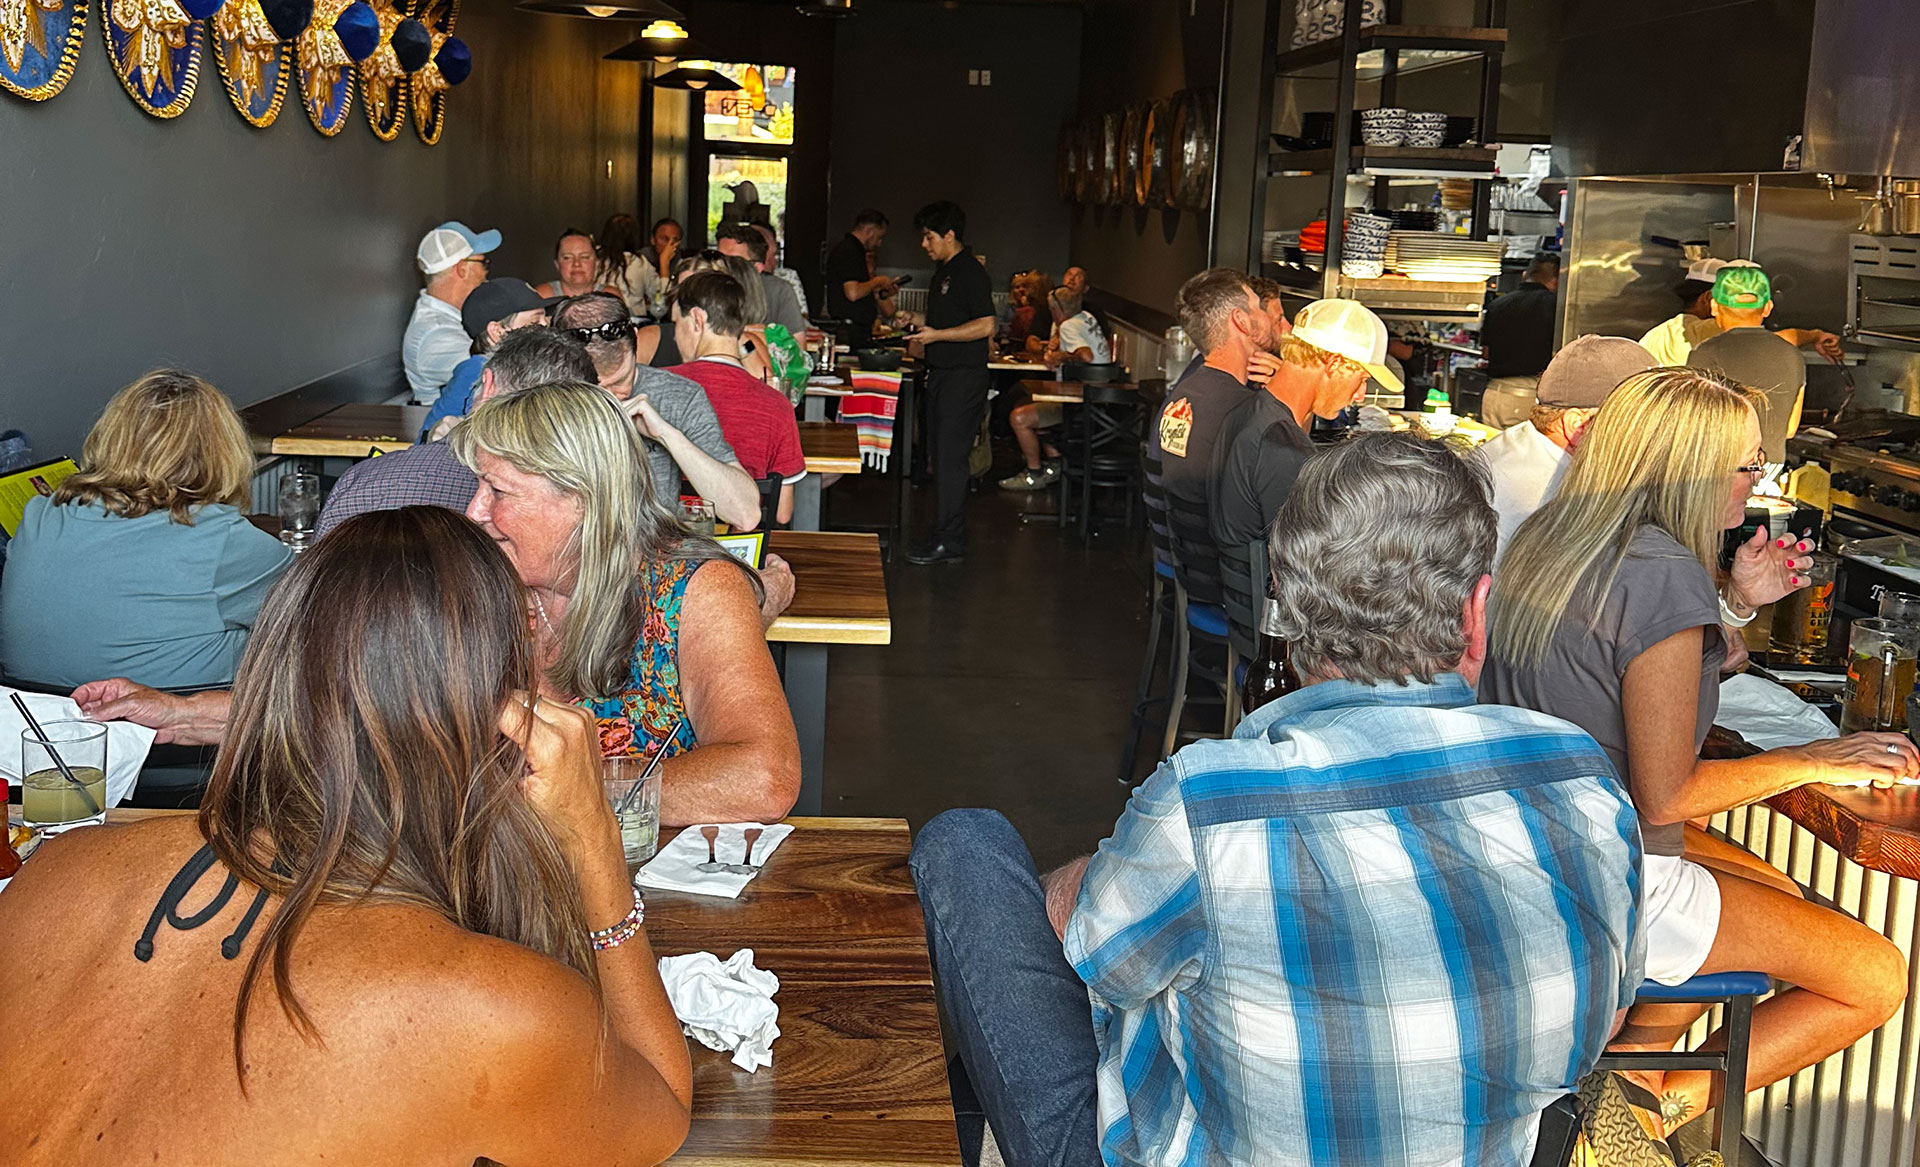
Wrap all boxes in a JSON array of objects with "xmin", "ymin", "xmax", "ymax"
[
  {"xmin": 1843, "ymin": 618, "xmax": 1920, "ymax": 733},
  {"xmin": 603, "ymin": 755, "xmax": 662, "ymax": 872},
  {"xmin": 1769, "ymin": 551, "xmax": 1838, "ymax": 662},
  {"xmin": 21, "ymin": 720, "xmax": 107, "ymax": 833},
  {"xmin": 279, "ymin": 471, "xmax": 322, "ymax": 553},
  {"xmin": 679, "ymin": 498, "xmax": 717, "ymax": 538},
  {"xmin": 1880, "ymin": 590, "xmax": 1920, "ymax": 626}
]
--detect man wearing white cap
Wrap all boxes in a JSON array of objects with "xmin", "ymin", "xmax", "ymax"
[
  {"xmin": 1209, "ymin": 298, "xmax": 1397, "ymax": 548},
  {"xmin": 404, "ymin": 221, "xmax": 501, "ymax": 405}
]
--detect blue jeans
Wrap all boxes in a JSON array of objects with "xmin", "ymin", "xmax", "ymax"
[{"xmin": 910, "ymin": 809, "xmax": 1104, "ymax": 1167}]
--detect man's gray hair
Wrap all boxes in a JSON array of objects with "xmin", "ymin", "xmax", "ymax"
[
  {"xmin": 485, "ymin": 326, "xmax": 596, "ymax": 395},
  {"xmin": 1268, "ymin": 431, "xmax": 1496, "ymax": 686}
]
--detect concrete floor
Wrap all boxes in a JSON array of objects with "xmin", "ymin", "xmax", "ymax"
[{"xmin": 817, "ymin": 456, "xmax": 1154, "ymax": 871}]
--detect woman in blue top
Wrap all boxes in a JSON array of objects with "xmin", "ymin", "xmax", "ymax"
[{"xmin": 0, "ymin": 370, "xmax": 291, "ymax": 691}]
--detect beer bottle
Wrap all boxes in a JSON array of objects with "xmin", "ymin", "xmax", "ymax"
[{"xmin": 1241, "ymin": 588, "xmax": 1300, "ymax": 714}]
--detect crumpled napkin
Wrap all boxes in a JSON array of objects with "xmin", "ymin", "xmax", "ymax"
[
  {"xmin": 0, "ymin": 687, "xmax": 156, "ymax": 808},
  {"xmin": 637, "ymin": 822, "xmax": 793, "ymax": 899},
  {"xmin": 1718, "ymin": 672, "xmax": 1840, "ymax": 752},
  {"xmin": 658, "ymin": 948, "xmax": 781, "ymax": 1071}
]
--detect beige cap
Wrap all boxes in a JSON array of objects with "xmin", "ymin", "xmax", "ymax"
[
  {"xmin": 1536, "ymin": 335, "xmax": 1656, "ymax": 409},
  {"xmin": 1291, "ymin": 298, "xmax": 1403, "ymax": 393}
]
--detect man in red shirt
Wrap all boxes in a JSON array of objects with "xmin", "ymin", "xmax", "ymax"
[{"xmin": 668, "ymin": 271, "xmax": 807, "ymax": 525}]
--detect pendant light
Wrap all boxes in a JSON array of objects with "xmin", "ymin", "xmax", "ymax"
[
  {"xmin": 516, "ymin": 0, "xmax": 685, "ymax": 19},
  {"xmin": 651, "ymin": 65, "xmax": 739, "ymax": 91}
]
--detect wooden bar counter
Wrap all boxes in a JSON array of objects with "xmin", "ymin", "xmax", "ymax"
[{"xmin": 1706, "ymin": 725, "xmax": 1920, "ymax": 880}]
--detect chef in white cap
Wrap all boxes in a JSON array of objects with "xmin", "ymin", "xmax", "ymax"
[
  {"xmin": 1209, "ymin": 298, "xmax": 1401, "ymax": 548},
  {"xmin": 1637, "ymin": 256, "xmax": 1730, "ymax": 366}
]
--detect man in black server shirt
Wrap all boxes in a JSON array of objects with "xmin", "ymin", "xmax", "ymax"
[
  {"xmin": 904, "ymin": 200, "xmax": 997, "ymax": 566},
  {"xmin": 823, "ymin": 209, "xmax": 897, "ymax": 345}
]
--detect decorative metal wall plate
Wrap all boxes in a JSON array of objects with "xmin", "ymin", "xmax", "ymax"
[
  {"xmin": 1120, "ymin": 103, "xmax": 1145, "ymax": 208},
  {"xmin": 409, "ymin": 0, "xmax": 455, "ymax": 144},
  {"xmin": 1073, "ymin": 119, "xmax": 1096, "ymax": 204},
  {"xmin": 1056, "ymin": 124, "xmax": 1076, "ymax": 202},
  {"xmin": 1173, "ymin": 89, "xmax": 1215, "ymax": 211},
  {"xmin": 212, "ymin": 0, "xmax": 290, "ymax": 126},
  {"xmin": 358, "ymin": 0, "xmax": 408, "ymax": 140},
  {"xmin": 1097, "ymin": 111, "xmax": 1119, "ymax": 206},
  {"xmin": 1, "ymin": 0, "xmax": 88, "ymax": 100},
  {"xmin": 105, "ymin": 0, "xmax": 204, "ymax": 118},
  {"xmin": 1144, "ymin": 98, "xmax": 1173, "ymax": 207},
  {"xmin": 298, "ymin": 0, "xmax": 356, "ymax": 135}
]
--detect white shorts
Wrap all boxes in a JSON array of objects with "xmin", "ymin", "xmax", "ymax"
[{"xmin": 1642, "ymin": 853, "xmax": 1724, "ymax": 985}]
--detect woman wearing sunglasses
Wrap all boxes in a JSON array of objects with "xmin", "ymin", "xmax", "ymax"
[{"xmin": 1482, "ymin": 368, "xmax": 1915, "ymax": 1135}]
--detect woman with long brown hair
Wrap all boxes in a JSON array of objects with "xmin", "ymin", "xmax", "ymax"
[{"xmin": 0, "ymin": 507, "xmax": 691, "ymax": 1164}]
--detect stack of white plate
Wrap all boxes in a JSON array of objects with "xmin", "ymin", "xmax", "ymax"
[{"xmin": 1383, "ymin": 233, "xmax": 1504, "ymax": 282}]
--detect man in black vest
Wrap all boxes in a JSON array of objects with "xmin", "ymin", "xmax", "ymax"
[{"xmin": 905, "ymin": 201, "xmax": 997, "ymax": 566}]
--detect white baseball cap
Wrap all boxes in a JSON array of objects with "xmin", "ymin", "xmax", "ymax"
[
  {"xmin": 1684, "ymin": 257, "xmax": 1729, "ymax": 285},
  {"xmin": 416, "ymin": 220, "xmax": 501, "ymax": 275},
  {"xmin": 1290, "ymin": 298, "xmax": 1402, "ymax": 393}
]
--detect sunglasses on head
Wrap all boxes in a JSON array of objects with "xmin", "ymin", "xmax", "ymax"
[{"xmin": 566, "ymin": 317, "xmax": 635, "ymax": 345}]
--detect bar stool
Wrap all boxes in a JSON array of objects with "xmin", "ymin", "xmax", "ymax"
[
  {"xmin": 1118, "ymin": 449, "xmax": 1179, "ymax": 784},
  {"xmin": 1163, "ymin": 494, "xmax": 1238, "ymax": 758},
  {"xmin": 1217, "ymin": 537, "xmax": 1267, "ymax": 728},
  {"xmin": 1070, "ymin": 383, "xmax": 1145, "ymax": 541},
  {"xmin": 1593, "ymin": 971, "xmax": 1771, "ymax": 1157}
]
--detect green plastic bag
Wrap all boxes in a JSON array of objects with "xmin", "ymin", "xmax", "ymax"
[{"xmin": 764, "ymin": 323, "xmax": 810, "ymax": 405}]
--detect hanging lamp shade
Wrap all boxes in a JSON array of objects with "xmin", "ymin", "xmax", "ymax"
[
  {"xmin": 605, "ymin": 34, "xmax": 712, "ymax": 63},
  {"xmin": 651, "ymin": 65, "xmax": 738, "ymax": 91},
  {"xmin": 392, "ymin": 17, "xmax": 433, "ymax": 72},
  {"xmin": 515, "ymin": 0, "xmax": 685, "ymax": 19},
  {"xmin": 179, "ymin": 0, "xmax": 227, "ymax": 19},
  {"xmin": 435, "ymin": 37, "xmax": 472, "ymax": 85},
  {"xmin": 334, "ymin": 1, "xmax": 382, "ymax": 61},
  {"xmin": 795, "ymin": 0, "xmax": 855, "ymax": 17},
  {"xmin": 261, "ymin": 0, "xmax": 315, "ymax": 39}
]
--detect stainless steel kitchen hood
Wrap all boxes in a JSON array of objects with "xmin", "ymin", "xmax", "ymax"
[{"xmin": 1555, "ymin": 0, "xmax": 1920, "ymax": 179}]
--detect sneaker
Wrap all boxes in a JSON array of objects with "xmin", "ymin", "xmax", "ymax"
[
  {"xmin": 1039, "ymin": 462, "xmax": 1062, "ymax": 483},
  {"xmin": 998, "ymin": 468, "xmax": 1052, "ymax": 492}
]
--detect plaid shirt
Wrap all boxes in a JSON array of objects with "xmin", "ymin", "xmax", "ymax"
[
  {"xmin": 314, "ymin": 441, "xmax": 478, "ymax": 539},
  {"xmin": 1064, "ymin": 674, "xmax": 1643, "ymax": 1167}
]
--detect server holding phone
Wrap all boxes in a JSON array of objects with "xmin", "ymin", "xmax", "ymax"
[{"xmin": 904, "ymin": 201, "xmax": 996, "ymax": 566}]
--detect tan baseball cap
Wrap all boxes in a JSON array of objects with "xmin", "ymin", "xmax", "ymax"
[
  {"xmin": 1537, "ymin": 335, "xmax": 1656, "ymax": 409},
  {"xmin": 1290, "ymin": 298, "xmax": 1402, "ymax": 393}
]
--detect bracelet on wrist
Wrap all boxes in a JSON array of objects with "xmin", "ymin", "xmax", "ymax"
[
  {"xmin": 1719, "ymin": 590, "xmax": 1758, "ymax": 628},
  {"xmin": 588, "ymin": 887, "xmax": 646, "ymax": 952}
]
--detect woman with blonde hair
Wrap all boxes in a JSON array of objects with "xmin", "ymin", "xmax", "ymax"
[
  {"xmin": 1482, "ymin": 367, "xmax": 1914, "ymax": 1131},
  {"xmin": 0, "ymin": 507, "xmax": 692, "ymax": 1163},
  {"xmin": 0, "ymin": 370, "xmax": 290, "ymax": 690}
]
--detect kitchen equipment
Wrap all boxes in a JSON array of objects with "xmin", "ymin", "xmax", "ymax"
[
  {"xmin": 1851, "ymin": 234, "xmax": 1920, "ymax": 349},
  {"xmin": 1896, "ymin": 180, "xmax": 1920, "ymax": 236},
  {"xmin": 853, "ymin": 348, "xmax": 902, "ymax": 372}
]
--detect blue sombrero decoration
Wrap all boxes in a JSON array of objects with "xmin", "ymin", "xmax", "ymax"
[
  {"xmin": 408, "ymin": 0, "xmax": 462, "ymax": 145},
  {"xmin": 356, "ymin": 0, "xmax": 409, "ymax": 141},
  {"xmin": 211, "ymin": 0, "xmax": 293, "ymax": 126},
  {"xmin": 0, "ymin": 0, "xmax": 89, "ymax": 101},
  {"xmin": 296, "ymin": 0, "xmax": 366, "ymax": 135},
  {"xmin": 105, "ymin": 0, "xmax": 207, "ymax": 118}
]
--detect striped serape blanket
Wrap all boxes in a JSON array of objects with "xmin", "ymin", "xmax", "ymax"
[{"xmin": 839, "ymin": 370, "xmax": 901, "ymax": 471}]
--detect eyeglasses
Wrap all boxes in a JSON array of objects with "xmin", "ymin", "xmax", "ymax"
[
  {"xmin": 1737, "ymin": 463, "xmax": 1769, "ymax": 475},
  {"xmin": 566, "ymin": 318, "xmax": 634, "ymax": 345},
  {"xmin": 463, "ymin": 254, "xmax": 490, "ymax": 271}
]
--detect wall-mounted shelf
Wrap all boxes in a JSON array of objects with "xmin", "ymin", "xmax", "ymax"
[
  {"xmin": 1268, "ymin": 145, "xmax": 1499, "ymax": 178},
  {"xmin": 1274, "ymin": 25, "xmax": 1508, "ymax": 78}
]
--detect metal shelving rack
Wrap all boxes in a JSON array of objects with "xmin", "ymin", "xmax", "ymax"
[{"xmin": 1251, "ymin": 4, "xmax": 1509, "ymax": 315}]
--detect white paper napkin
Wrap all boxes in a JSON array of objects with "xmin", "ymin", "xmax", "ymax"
[
  {"xmin": 1716, "ymin": 673, "xmax": 1920, "ymax": 787},
  {"xmin": 636, "ymin": 822, "xmax": 793, "ymax": 899},
  {"xmin": 0, "ymin": 688, "xmax": 157, "ymax": 808},
  {"xmin": 658, "ymin": 948, "xmax": 781, "ymax": 1071}
]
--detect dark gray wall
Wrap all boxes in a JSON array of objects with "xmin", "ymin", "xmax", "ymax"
[
  {"xmin": 1068, "ymin": 0, "xmax": 1220, "ymax": 319},
  {"xmin": 827, "ymin": 3, "xmax": 1082, "ymax": 286},
  {"xmin": 0, "ymin": 8, "xmax": 641, "ymax": 457}
]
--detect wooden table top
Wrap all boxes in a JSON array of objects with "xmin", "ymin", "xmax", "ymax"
[
  {"xmin": 96, "ymin": 812, "xmax": 959, "ymax": 1167},
  {"xmin": 263, "ymin": 403, "xmax": 426, "ymax": 457},
  {"xmin": 799, "ymin": 422, "xmax": 863, "ymax": 476},
  {"xmin": 1017, "ymin": 377, "xmax": 1144, "ymax": 405},
  {"xmin": 1703, "ymin": 725, "xmax": 1920, "ymax": 880},
  {"xmin": 765, "ymin": 531, "xmax": 892, "ymax": 646},
  {"xmin": 989, "ymin": 357, "xmax": 1048, "ymax": 373}
]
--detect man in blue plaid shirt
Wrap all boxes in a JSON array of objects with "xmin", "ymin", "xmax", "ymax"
[{"xmin": 912, "ymin": 432, "xmax": 1643, "ymax": 1167}]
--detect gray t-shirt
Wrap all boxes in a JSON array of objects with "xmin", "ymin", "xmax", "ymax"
[
  {"xmin": 1478, "ymin": 525, "xmax": 1724, "ymax": 856},
  {"xmin": 630, "ymin": 365, "xmax": 740, "ymax": 504},
  {"xmin": 760, "ymin": 271, "xmax": 810, "ymax": 336},
  {"xmin": 1688, "ymin": 328, "xmax": 1806, "ymax": 464}
]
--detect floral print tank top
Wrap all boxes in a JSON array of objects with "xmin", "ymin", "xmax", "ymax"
[{"xmin": 584, "ymin": 558, "xmax": 699, "ymax": 761}]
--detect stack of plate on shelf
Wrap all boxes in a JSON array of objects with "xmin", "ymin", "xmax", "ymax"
[
  {"xmin": 1382, "ymin": 232, "xmax": 1504, "ymax": 282},
  {"xmin": 1341, "ymin": 213, "xmax": 1393, "ymax": 279},
  {"xmin": 1263, "ymin": 230, "xmax": 1298, "ymax": 262}
]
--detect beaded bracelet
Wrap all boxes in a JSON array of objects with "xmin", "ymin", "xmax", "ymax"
[{"xmin": 589, "ymin": 887, "xmax": 647, "ymax": 952}]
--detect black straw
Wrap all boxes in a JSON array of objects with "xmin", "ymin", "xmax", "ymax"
[{"xmin": 12, "ymin": 693, "xmax": 101, "ymax": 817}]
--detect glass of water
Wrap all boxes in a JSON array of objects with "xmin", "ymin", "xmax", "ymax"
[
  {"xmin": 678, "ymin": 497, "xmax": 717, "ymax": 538},
  {"xmin": 279, "ymin": 471, "xmax": 322, "ymax": 553},
  {"xmin": 21, "ymin": 720, "xmax": 107, "ymax": 833},
  {"xmin": 603, "ymin": 754, "xmax": 662, "ymax": 872}
]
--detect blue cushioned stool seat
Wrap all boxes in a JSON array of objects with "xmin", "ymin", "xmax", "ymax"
[
  {"xmin": 1636, "ymin": 972, "xmax": 1771, "ymax": 1002},
  {"xmin": 1154, "ymin": 558, "xmax": 1176, "ymax": 580},
  {"xmin": 1186, "ymin": 601, "xmax": 1229, "ymax": 637}
]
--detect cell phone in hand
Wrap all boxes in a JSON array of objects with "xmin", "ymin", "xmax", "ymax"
[{"xmin": 892, "ymin": 275, "xmax": 913, "ymax": 286}]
